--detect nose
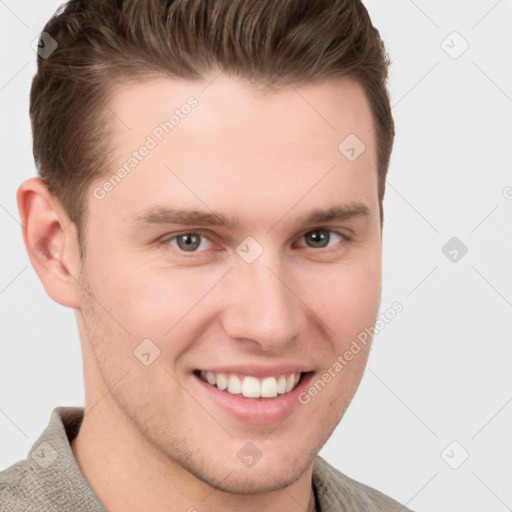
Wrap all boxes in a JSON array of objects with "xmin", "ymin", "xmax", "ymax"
[{"xmin": 219, "ymin": 256, "xmax": 308, "ymax": 352}]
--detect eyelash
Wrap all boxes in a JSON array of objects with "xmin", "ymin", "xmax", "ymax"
[{"xmin": 159, "ymin": 228, "xmax": 351, "ymax": 255}]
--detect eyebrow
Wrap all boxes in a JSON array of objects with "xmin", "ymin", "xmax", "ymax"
[{"xmin": 131, "ymin": 202, "xmax": 370, "ymax": 232}]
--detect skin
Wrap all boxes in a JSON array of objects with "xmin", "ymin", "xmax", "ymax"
[{"xmin": 17, "ymin": 74, "xmax": 382, "ymax": 512}]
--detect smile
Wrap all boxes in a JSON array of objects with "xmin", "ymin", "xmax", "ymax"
[{"xmin": 197, "ymin": 370, "xmax": 302, "ymax": 399}]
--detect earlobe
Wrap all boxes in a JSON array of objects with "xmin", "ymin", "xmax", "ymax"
[{"xmin": 16, "ymin": 177, "xmax": 82, "ymax": 309}]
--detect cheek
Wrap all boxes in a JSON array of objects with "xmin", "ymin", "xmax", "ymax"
[
  {"xmin": 310, "ymin": 255, "xmax": 381, "ymax": 336},
  {"xmin": 86, "ymin": 255, "xmax": 220, "ymax": 347},
  {"xmin": 304, "ymin": 259, "xmax": 380, "ymax": 410}
]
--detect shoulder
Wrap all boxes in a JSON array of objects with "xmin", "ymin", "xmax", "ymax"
[
  {"xmin": 313, "ymin": 456, "xmax": 414, "ymax": 512},
  {"xmin": 0, "ymin": 406, "xmax": 96, "ymax": 512},
  {"xmin": 0, "ymin": 458, "xmax": 53, "ymax": 511}
]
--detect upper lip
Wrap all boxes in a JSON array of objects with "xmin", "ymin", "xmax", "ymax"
[{"xmin": 194, "ymin": 364, "xmax": 314, "ymax": 378}]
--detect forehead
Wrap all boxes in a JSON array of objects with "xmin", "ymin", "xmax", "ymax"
[
  {"xmin": 90, "ymin": 74, "xmax": 378, "ymax": 227},
  {"xmin": 105, "ymin": 73, "xmax": 375, "ymax": 151}
]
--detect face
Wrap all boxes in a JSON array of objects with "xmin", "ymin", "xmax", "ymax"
[{"xmin": 76, "ymin": 74, "xmax": 382, "ymax": 493}]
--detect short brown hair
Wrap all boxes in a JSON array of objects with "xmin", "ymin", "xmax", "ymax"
[{"xmin": 30, "ymin": 0, "xmax": 394, "ymax": 250}]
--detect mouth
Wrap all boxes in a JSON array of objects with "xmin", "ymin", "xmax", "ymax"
[
  {"xmin": 191, "ymin": 365, "xmax": 315, "ymax": 424},
  {"xmin": 194, "ymin": 369, "xmax": 303, "ymax": 399}
]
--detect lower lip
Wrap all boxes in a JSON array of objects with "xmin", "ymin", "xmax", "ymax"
[{"xmin": 191, "ymin": 372, "xmax": 315, "ymax": 425}]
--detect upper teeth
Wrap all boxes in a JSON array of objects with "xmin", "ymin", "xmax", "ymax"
[{"xmin": 199, "ymin": 371, "xmax": 301, "ymax": 398}]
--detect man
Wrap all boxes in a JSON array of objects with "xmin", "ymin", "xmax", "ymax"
[{"xmin": 1, "ymin": 0, "xmax": 410, "ymax": 510}]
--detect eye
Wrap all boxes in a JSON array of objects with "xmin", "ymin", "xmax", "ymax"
[
  {"xmin": 163, "ymin": 231, "xmax": 213, "ymax": 253},
  {"xmin": 160, "ymin": 228, "xmax": 348, "ymax": 255},
  {"xmin": 297, "ymin": 229, "xmax": 345, "ymax": 249}
]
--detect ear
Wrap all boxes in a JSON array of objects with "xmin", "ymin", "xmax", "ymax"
[{"xmin": 16, "ymin": 177, "xmax": 82, "ymax": 309}]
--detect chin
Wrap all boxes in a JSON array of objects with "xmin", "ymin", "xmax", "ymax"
[
  {"xmin": 155, "ymin": 430, "xmax": 324, "ymax": 496},
  {"xmin": 190, "ymin": 457, "xmax": 311, "ymax": 495}
]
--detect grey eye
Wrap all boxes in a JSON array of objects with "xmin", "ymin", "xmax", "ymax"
[
  {"xmin": 176, "ymin": 233, "xmax": 202, "ymax": 252},
  {"xmin": 304, "ymin": 229, "xmax": 331, "ymax": 248}
]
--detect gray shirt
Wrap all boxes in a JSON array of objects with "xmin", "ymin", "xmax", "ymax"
[{"xmin": 0, "ymin": 407, "xmax": 413, "ymax": 511}]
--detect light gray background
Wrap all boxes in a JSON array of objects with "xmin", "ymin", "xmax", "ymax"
[{"xmin": 1, "ymin": 1, "xmax": 511, "ymax": 511}]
